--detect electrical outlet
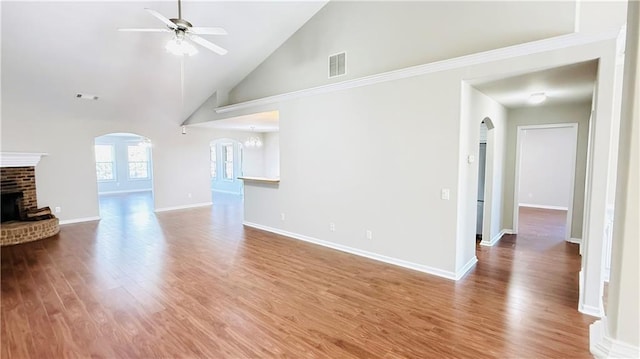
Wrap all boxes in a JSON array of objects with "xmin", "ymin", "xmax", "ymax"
[
  {"xmin": 441, "ymin": 189, "xmax": 450, "ymax": 200},
  {"xmin": 366, "ymin": 230, "xmax": 373, "ymax": 240},
  {"xmin": 281, "ymin": 213, "xmax": 286, "ymax": 221},
  {"xmin": 55, "ymin": 207, "xmax": 61, "ymax": 213},
  {"xmin": 330, "ymin": 223, "xmax": 336, "ymax": 232},
  {"xmin": 188, "ymin": 193, "xmax": 192, "ymax": 198}
]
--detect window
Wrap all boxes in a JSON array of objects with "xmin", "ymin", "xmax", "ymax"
[
  {"xmin": 95, "ymin": 144, "xmax": 115, "ymax": 181},
  {"xmin": 210, "ymin": 146, "xmax": 217, "ymax": 178},
  {"xmin": 127, "ymin": 144, "xmax": 150, "ymax": 179},
  {"xmin": 223, "ymin": 144, "xmax": 234, "ymax": 180}
]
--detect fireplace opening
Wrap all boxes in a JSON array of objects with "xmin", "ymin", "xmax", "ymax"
[{"xmin": 1, "ymin": 191, "xmax": 24, "ymax": 223}]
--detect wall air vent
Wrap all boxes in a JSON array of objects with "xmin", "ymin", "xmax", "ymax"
[{"xmin": 328, "ymin": 52, "xmax": 346, "ymax": 78}]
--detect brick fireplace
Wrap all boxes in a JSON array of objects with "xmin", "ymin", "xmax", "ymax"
[
  {"xmin": 1, "ymin": 166, "xmax": 38, "ymax": 212},
  {"xmin": 0, "ymin": 153, "xmax": 59, "ymax": 246}
]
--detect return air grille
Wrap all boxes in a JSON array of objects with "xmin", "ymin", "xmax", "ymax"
[{"xmin": 329, "ymin": 52, "xmax": 346, "ymax": 78}]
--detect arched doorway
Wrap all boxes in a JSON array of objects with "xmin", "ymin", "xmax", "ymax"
[
  {"xmin": 478, "ymin": 117, "xmax": 496, "ymax": 246},
  {"xmin": 210, "ymin": 138, "xmax": 244, "ymax": 198},
  {"xmin": 94, "ymin": 133, "xmax": 154, "ymax": 218}
]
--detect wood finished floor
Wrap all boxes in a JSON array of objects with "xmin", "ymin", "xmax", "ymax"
[{"xmin": 2, "ymin": 194, "xmax": 594, "ymax": 358}]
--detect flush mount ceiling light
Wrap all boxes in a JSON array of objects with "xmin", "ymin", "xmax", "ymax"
[
  {"xmin": 528, "ymin": 92, "xmax": 547, "ymax": 105},
  {"xmin": 76, "ymin": 93, "xmax": 99, "ymax": 100}
]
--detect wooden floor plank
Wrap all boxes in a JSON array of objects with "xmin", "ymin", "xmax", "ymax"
[{"xmin": 1, "ymin": 192, "xmax": 594, "ymax": 358}]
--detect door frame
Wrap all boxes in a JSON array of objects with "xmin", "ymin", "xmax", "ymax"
[{"xmin": 513, "ymin": 123, "xmax": 579, "ymax": 241}]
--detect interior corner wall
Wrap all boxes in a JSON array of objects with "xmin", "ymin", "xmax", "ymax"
[
  {"xmin": 458, "ymin": 83, "xmax": 507, "ymax": 265},
  {"xmin": 503, "ymin": 102, "xmax": 592, "ymax": 238}
]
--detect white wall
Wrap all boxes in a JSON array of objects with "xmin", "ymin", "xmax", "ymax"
[
  {"xmin": 518, "ymin": 127, "xmax": 576, "ymax": 209},
  {"xmin": 263, "ymin": 132, "xmax": 280, "ymax": 178},
  {"xmin": 229, "ymin": 1, "xmax": 576, "ymax": 104},
  {"xmin": 504, "ymin": 102, "xmax": 591, "ymax": 238}
]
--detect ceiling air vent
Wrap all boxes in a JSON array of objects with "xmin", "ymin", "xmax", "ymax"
[
  {"xmin": 328, "ymin": 52, "xmax": 346, "ymax": 78},
  {"xmin": 76, "ymin": 93, "xmax": 99, "ymax": 100}
]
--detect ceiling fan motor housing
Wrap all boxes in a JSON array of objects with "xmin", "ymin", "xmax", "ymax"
[{"xmin": 170, "ymin": 18, "xmax": 193, "ymax": 30}]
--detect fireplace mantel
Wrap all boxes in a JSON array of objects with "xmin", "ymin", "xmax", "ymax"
[{"xmin": 0, "ymin": 152, "xmax": 48, "ymax": 168}]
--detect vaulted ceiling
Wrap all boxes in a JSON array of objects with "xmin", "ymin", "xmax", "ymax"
[{"xmin": 1, "ymin": 1, "xmax": 326, "ymax": 126}]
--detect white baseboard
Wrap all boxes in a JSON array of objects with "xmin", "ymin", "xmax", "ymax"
[
  {"xmin": 519, "ymin": 203, "xmax": 569, "ymax": 211},
  {"xmin": 480, "ymin": 228, "xmax": 514, "ymax": 246},
  {"xmin": 154, "ymin": 202, "xmax": 212, "ymax": 213},
  {"xmin": 455, "ymin": 256, "xmax": 478, "ymax": 280},
  {"xmin": 243, "ymin": 221, "xmax": 472, "ymax": 281},
  {"xmin": 579, "ymin": 269, "xmax": 604, "ymax": 318},
  {"xmin": 580, "ymin": 302, "xmax": 604, "ymax": 318},
  {"xmin": 590, "ymin": 318, "xmax": 640, "ymax": 358},
  {"xmin": 568, "ymin": 237, "xmax": 582, "ymax": 244},
  {"xmin": 98, "ymin": 189, "xmax": 152, "ymax": 195},
  {"xmin": 59, "ymin": 216, "xmax": 101, "ymax": 225}
]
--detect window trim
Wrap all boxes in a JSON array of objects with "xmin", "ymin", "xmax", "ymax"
[
  {"xmin": 95, "ymin": 143, "xmax": 117, "ymax": 182},
  {"xmin": 126, "ymin": 142, "xmax": 151, "ymax": 180},
  {"xmin": 222, "ymin": 143, "xmax": 234, "ymax": 181}
]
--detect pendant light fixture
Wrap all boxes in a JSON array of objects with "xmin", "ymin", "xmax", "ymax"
[{"xmin": 244, "ymin": 127, "xmax": 263, "ymax": 148}]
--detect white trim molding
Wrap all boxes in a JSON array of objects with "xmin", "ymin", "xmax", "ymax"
[
  {"xmin": 518, "ymin": 203, "xmax": 570, "ymax": 211},
  {"xmin": 214, "ymin": 31, "xmax": 618, "ymax": 115},
  {"xmin": 480, "ymin": 229, "xmax": 514, "ymax": 247},
  {"xmin": 0, "ymin": 152, "xmax": 48, "ymax": 168},
  {"xmin": 590, "ymin": 318, "xmax": 640, "ymax": 359},
  {"xmin": 579, "ymin": 270, "xmax": 604, "ymax": 317},
  {"xmin": 244, "ymin": 221, "xmax": 476, "ymax": 281},
  {"xmin": 59, "ymin": 216, "xmax": 101, "ymax": 225},
  {"xmin": 456, "ymin": 256, "xmax": 478, "ymax": 280},
  {"xmin": 154, "ymin": 202, "xmax": 212, "ymax": 213},
  {"xmin": 568, "ymin": 237, "xmax": 582, "ymax": 244}
]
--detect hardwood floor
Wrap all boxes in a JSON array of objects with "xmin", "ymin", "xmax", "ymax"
[{"xmin": 1, "ymin": 199, "xmax": 594, "ymax": 358}]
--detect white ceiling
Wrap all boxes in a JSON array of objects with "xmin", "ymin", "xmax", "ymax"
[
  {"xmin": 191, "ymin": 110, "xmax": 279, "ymax": 133},
  {"xmin": 1, "ymin": 1, "xmax": 326, "ymax": 125},
  {"xmin": 470, "ymin": 60, "xmax": 598, "ymax": 108}
]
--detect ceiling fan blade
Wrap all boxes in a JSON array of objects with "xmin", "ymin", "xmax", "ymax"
[
  {"xmin": 188, "ymin": 27, "xmax": 227, "ymax": 35},
  {"xmin": 189, "ymin": 35, "xmax": 228, "ymax": 55},
  {"xmin": 118, "ymin": 28, "xmax": 171, "ymax": 32},
  {"xmin": 145, "ymin": 8, "xmax": 177, "ymax": 29}
]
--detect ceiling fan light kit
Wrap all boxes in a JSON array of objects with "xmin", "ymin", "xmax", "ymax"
[
  {"xmin": 119, "ymin": 0, "xmax": 228, "ymax": 57},
  {"xmin": 165, "ymin": 31, "xmax": 198, "ymax": 56}
]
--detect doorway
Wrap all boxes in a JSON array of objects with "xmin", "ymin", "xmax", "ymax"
[
  {"xmin": 513, "ymin": 124, "xmax": 578, "ymax": 241},
  {"xmin": 476, "ymin": 121, "xmax": 488, "ymax": 241},
  {"xmin": 94, "ymin": 133, "xmax": 154, "ymax": 219}
]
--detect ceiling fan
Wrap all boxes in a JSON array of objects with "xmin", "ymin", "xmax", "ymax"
[{"xmin": 119, "ymin": 0, "xmax": 228, "ymax": 56}]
